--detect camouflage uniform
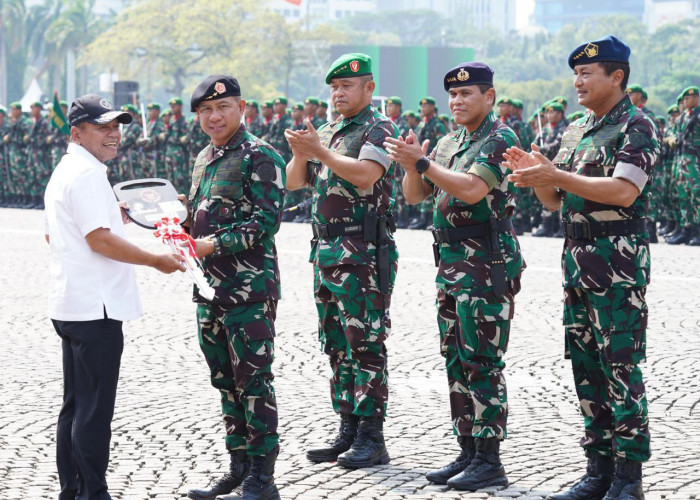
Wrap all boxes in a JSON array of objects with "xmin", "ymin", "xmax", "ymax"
[
  {"xmin": 0, "ymin": 117, "xmax": 10, "ymax": 201},
  {"xmin": 188, "ymin": 123, "xmax": 286, "ymax": 456},
  {"xmin": 413, "ymin": 115, "xmax": 446, "ymax": 224},
  {"xmin": 140, "ymin": 117, "xmax": 166, "ymax": 178},
  {"xmin": 165, "ymin": 114, "xmax": 190, "ymax": 193},
  {"xmin": 552, "ymin": 95, "xmax": 658, "ymax": 462},
  {"xmin": 117, "ymin": 120, "xmax": 144, "ymax": 180},
  {"xmin": 306, "ymin": 104, "xmax": 399, "ymax": 418},
  {"xmin": 266, "ymin": 113, "xmax": 293, "ymax": 163},
  {"xmin": 48, "ymin": 125, "xmax": 69, "ymax": 172},
  {"xmin": 187, "ymin": 116, "xmax": 210, "ymax": 164},
  {"xmin": 429, "ymin": 112, "xmax": 525, "ymax": 439},
  {"xmin": 7, "ymin": 113, "xmax": 31, "ymax": 197},
  {"xmin": 506, "ymin": 115, "xmax": 537, "ymax": 231},
  {"xmin": 676, "ymin": 105, "xmax": 700, "ymax": 228},
  {"xmin": 246, "ymin": 115, "xmax": 265, "ymax": 138},
  {"xmin": 26, "ymin": 115, "xmax": 52, "ymax": 198},
  {"xmin": 392, "ymin": 114, "xmax": 411, "ymax": 139}
]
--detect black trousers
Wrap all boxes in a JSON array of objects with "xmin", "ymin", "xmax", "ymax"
[{"xmin": 52, "ymin": 314, "xmax": 124, "ymax": 500}]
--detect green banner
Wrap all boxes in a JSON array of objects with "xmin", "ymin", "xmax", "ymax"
[{"xmin": 51, "ymin": 93, "xmax": 70, "ymax": 135}]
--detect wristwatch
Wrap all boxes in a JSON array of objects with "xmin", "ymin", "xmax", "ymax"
[{"xmin": 415, "ymin": 156, "xmax": 431, "ymax": 174}]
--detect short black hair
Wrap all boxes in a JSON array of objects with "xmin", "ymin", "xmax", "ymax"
[
  {"xmin": 476, "ymin": 84, "xmax": 496, "ymax": 104},
  {"xmin": 599, "ymin": 62, "xmax": 630, "ymax": 91}
]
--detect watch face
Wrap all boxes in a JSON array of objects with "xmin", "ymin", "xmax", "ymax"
[{"xmin": 416, "ymin": 157, "xmax": 430, "ymax": 174}]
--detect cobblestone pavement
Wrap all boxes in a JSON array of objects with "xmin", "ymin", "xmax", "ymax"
[{"xmin": 1, "ymin": 208, "xmax": 699, "ymax": 500}]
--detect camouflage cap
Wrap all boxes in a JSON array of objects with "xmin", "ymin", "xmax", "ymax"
[
  {"xmin": 247, "ymin": 99, "xmax": 259, "ymax": 110},
  {"xmin": 10, "ymin": 102, "xmax": 22, "ymax": 110},
  {"xmin": 147, "ymin": 102, "xmax": 161, "ymax": 110},
  {"xmin": 626, "ymin": 84, "xmax": 644, "ymax": 94},
  {"xmin": 304, "ymin": 97, "xmax": 319, "ymax": 106},
  {"xmin": 420, "ymin": 96, "xmax": 436, "ymax": 106},
  {"xmin": 274, "ymin": 96, "xmax": 288, "ymax": 105},
  {"xmin": 325, "ymin": 53, "xmax": 372, "ymax": 84},
  {"xmin": 681, "ymin": 86, "xmax": 700, "ymax": 99},
  {"xmin": 387, "ymin": 96, "xmax": 402, "ymax": 105},
  {"xmin": 545, "ymin": 102, "xmax": 565, "ymax": 113},
  {"xmin": 169, "ymin": 97, "xmax": 183, "ymax": 105},
  {"xmin": 667, "ymin": 104, "xmax": 679, "ymax": 114}
]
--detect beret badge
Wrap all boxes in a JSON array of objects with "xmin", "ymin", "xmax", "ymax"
[
  {"xmin": 350, "ymin": 60, "xmax": 360, "ymax": 72},
  {"xmin": 214, "ymin": 82, "xmax": 226, "ymax": 94},
  {"xmin": 584, "ymin": 43, "xmax": 599, "ymax": 58},
  {"xmin": 457, "ymin": 68, "xmax": 470, "ymax": 82}
]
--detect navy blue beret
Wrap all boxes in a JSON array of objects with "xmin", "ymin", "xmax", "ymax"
[
  {"xmin": 444, "ymin": 62, "xmax": 494, "ymax": 91},
  {"xmin": 568, "ymin": 35, "xmax": 631, "ymax": 69},
  {"xmin": 191, "ymin": 74, "xmax": 241, "ymax": 112}
]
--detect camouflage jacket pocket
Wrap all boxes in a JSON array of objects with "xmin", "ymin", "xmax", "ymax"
[{"xmin": 210, "ymin": 159, "xmax": 243, "ymax": 199}]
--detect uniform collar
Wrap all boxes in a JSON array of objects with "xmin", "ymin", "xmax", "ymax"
[
  {"xmin": 338, "ymin": 104, "xmax": 373, "ymax": 128},
  {"xmin": 467, "ymin": 111, "xmax": 496, "ymax": 143}
]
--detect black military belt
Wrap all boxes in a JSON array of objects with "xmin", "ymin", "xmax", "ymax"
[
  {"xmin": 431, "ymin": 218, "xmax": 513, "ymax": 244},
  {"xmin": 563, "ymin": 219, "xmax": 647, "ymax": 240},
  {"xmin": 312, "ymin": 221, "xmax": 364, "ymax": 239}
]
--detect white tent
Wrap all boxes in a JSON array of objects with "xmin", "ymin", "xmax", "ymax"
[{"xmin": 19, "ymin": 79, "xmax": 44, "ymax": 111}]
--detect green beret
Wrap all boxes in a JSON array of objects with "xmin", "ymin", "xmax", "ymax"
[
  {"xmin": 325, "ymin": 53, "xmax": 372, "ymax": 84},
  {"xmin": 319, "ymin": 100, "xmax": 328, "ymax": 108},
  {"xmin": 567, "ymin": 111, "xmax": 585, "ymax": 121},
  {"xmin": 667, "ymin": 105, "xmax": 679, "ymax": 114},
  {"xmin": 656, "ymin": 117, "xmax": 666, "ymax": 125},
  {"xmin": 60, "ymin": 100, "xmax": 68, "ymax": 107},
  {"xmin": 553, "ymin": 96, "xmax": 568, "ymax": 106},
  {"xmin": 30, "ymin": 101, "xmax": 43, "ymax": 108},
  {"xmin": 292, "ymin": 103, "xmax": 304, "ymax": 111},
  {"xmin": 438, "ymin": 113, "xmax": 451, "ymax": 121},
  {"xmin": 10, "ymin": 102, "xmax": 22, "ymax": 110},
  {"xmin": 0, "ymin": 106, "xmax": 6, "ymax": 115},
  {"xmin": 161, "ymin": 109, "xmax": 172, "ymax": 116},
  {"xmin": 304, "ymin": 97, "xmax": 319, "ymax": 106},
  {"xmin": 496, "ymin": 97, "xmax": 512, "ymax": 105},
  {"xmin": 681, "ymin": 86, "xmax": 700, "ymax": 99},
  {"xmin": 420, "ymin": 96, "xmax": 436, "ymax": 106},
  {"xmin": 147, "ymin": 102, "xmax": 161, "ymax": 110},
  {"xmin": 641, "ymin": 90, "xmax": 648, "ymax": 100},
  {"xmin": 247, "ymin": 99, "xmax": 259, "ymax": 110},
  {"xmin": 274, "ymin": 96, "xmax": 288, "ymax": 105},
  {"xmin": 626, "ymin": 84, "xmax": 644, "ymax": 94},
  {"xmin": 529, "ymin": 112, "xmax": 539, "ymax": 122},
  {"xmin": 263, "ymin": 101, "xmax": 274, "ymax": 108},
  {"xmin": 511, "ymin": 99, "xmax": 523, "ymax": 110},
  {"xmin": 403, "ymin": 110, "xmax": 418, "ymax": 119},
  {"xmin": 545, "ymin": 102, "xmax": 565, "ymax": 113},
  {"xmin": 387, "ymin": 96, "xmax": 402, "ymax": 105},
  {"xmin": 169, "ymin": 97, "xmax": 183, "ymax": 105}
]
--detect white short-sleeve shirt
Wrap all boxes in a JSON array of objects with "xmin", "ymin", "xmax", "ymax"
[{"xmin": 44, "ymin": 143, "xmax": 143, "ymax": 322}]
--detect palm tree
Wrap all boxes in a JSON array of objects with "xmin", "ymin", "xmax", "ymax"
[{"xmin": 0, "ymin": 0, "xmax": 27, "ymax": 103}]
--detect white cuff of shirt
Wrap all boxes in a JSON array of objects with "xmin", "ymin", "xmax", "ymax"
[
  {"xmin": 358, "ymin": 144, "xmax": 391, "ymax": 171},
  {"xmin": 613, "ymin": 162, "xmax": 648, "ymax": 192}
]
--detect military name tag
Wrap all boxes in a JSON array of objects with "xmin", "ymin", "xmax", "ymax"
[{"xmin": 113, "ymin": 178, "xmax": 188, "ymax": 229}]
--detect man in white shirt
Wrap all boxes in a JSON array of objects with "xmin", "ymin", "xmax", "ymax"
[{"xmin": 44, "ymin": 94, "xmax": 184, "ymax": 500}]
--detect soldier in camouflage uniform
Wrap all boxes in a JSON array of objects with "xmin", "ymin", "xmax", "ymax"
[
  {"xmin": 667, "ymin": 86, "xmax": 700, "ymax": 245},
  {"xmin": 260, "ymin": 101, "xmax": 274, "ymax": 140},
  {"xmin": 183, "ymin": 75, "xmax": 285, "ymax": 500},
  {"xmin": 531, "ymin": 101, "xmax": 568, "ymax": 237},
  {"xmin": 187, "ymin": 114, "xmax": 210, "ymax": 163},
  {"xmin": 384, "ymin": 96, "xmax": 410, "ymax": 227},
  {"xmin": 48, "ymin": 101, "xmax": 70, "ymax": 174},
  {"xmin": 245, "ymin": 100, "xmax": 264, "ymax": 138},
  {"xmin": 116, "ymin": 104, "xmax": 144, "ymax": 181},
  {"xmin": 6, "ymin": 103, "xmax": 32, "ymax": 207},
  {"xmin": 316, "ymin": 100, "xmax": 329, "ymax": 124},
  {"xmin": 136, "ymin": 103, "xmax": 166, "ymax": 178},
  {"xmin": 266, "ymin": 97, "xmax": 293, "ymax": 163},
  {"xmin": 410, "ymin": 97, "xmax": 447, "ymax": 229},
  {"xmin": 658, "ymin": 105, "xmax": 681, "ymax": 237},
  {"xmin": 304, "ymin": 97, "xmax": 326, "ymax": 130},
  {"xmin": 505, "ymin": 36, "xmax": 656, "ymax": 500},
  {"xmin": 388, "ymin": 61, "xmax": 524, "ymax": 492},
  {"xmin": 25, "ymin": 101, "xmax": 51, "ymax": 209},
  {"xmin": 0, "ymin": 106, "xmax": 9, "ymax": 206},
  {"xmin": 164, "ymin": 97, "xmax": 190, "ymax": 193},
  {"xmin": 285, "ymin": 53, "xmax": 399, "ymax": 469},
  {"xmin": 290, "ymin": 103, "xmax": 304, "ymax": 130}
]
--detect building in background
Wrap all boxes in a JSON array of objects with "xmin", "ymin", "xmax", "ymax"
[
  {"xmin": 643, "ymin": 0, "xmax": 700, "ymax": 31},
  {"xmin": 268, "ymin": 0, "xmax": 378, "ymax": 24},
  {"xmin": 534, "ymin": 0, "xmax": 645, "ymax": 32}
]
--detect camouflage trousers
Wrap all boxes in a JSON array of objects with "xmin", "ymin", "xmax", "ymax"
[
  {"xmin": 436, "ymin": 281, "xmax": 518, "ymax": 440},
  {"xmin": 314, "ymin": 264, "xmax": 392, "ymax": 419},
  {"xmin": 564, "ymin": 286, "xmax": 650, "ymax": 462},
  {"xmin": 196, "ymin": 300, "xmax": 279, "ymax": 456}
]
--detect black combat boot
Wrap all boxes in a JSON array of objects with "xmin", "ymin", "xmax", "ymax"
[
  {"xmin": 446, "ymin": 437, "xmax": 508, "ymax": 491},
  {"xmin": 647, "ymin": 219, "xmax": 658, "ymax": 244},
  {"xmin": 21, "ymin": 194, "xmax": 34, "ymax": 209},
  {"xmin": 686, "ymin": 224, "xmax": 700, "ymax": 246},
  {"xmin": 602, "ymin": 458, "xmax": 644, "ymax": 500},
  {"xmin": 658, "ymin": 220, "xmax": 675, "ymax": 236},
  {"xmin": 7, "ymin": 195, "xmax": 18, "ymax": 208},
  {"xmin": 533, "ymin": 215, "xmax": 554, "ymax": 237},
  {"xmin": 34, "ymin": 195, "xmax": 45, "ymax": 210},
  {"xmin": 547, "ymin": 451, "xmax": 614, "ymax": 500},
  {"xmin": 306, "ymin": 413, "xmax": 359, "ymax": 463},
  {"xmin": 425, "ymin": 435, "xmax": 475, "ymax": 485},
  {"xmin": 218, "ymin": 449, "xmax": 280, "ymax": 500},
  {"xmin": 336, "ymin": 417, "xmax": 390, "ymax": 469},
  {"xmin": 187, "ymin": 450, "xmax": 249, "ymax": 500},
  {"xmin": 667, "ymin": 225, "xmax": 691, "ymax": 245}
]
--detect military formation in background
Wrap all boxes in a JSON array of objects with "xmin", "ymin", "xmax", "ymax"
[{"xmin": 1, "ymin": 82, "xmax": 699, "ymax": 245}]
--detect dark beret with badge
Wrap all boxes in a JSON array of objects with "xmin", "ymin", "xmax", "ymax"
[
  {"xmin": 667, "ymin": 104, "xmax": 679, "ymax": 115},
  {"xmin": 190, "ymin": 75, "xmax": 241, "ymax": 112},
  {"xmin": 568, "ymin": 34, "xmax": 630, "ymax": 69},
  {"xmin": 443, "ymin": 62, "xmax": 494, "ymax": 91},
  {"xmin": 325, "ymin": 52, "xmax": 372, "ymax": 84}
]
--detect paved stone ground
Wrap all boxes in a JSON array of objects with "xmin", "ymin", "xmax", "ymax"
[{"xmin": 1, "ymin": 207, "xmax": 699, "ymax": 499}]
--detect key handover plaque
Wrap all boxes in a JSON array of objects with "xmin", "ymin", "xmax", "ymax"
[{"xmin": 113, "ymin": 178, "xmax": 216, "ymax": 301}]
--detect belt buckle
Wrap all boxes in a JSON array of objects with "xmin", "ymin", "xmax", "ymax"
[{"xmin": 575, "ymin": 222, "xmax": 592, "ymax": 239}]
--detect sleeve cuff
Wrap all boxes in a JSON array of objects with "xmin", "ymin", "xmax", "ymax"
[
  {"xmin": 612, "ymin": 162, "xmax": 648, "ymax": 192},
  {"xmin": 467, "ymin": 162, "xmax": 499, "ymax": 190},
  {"xmin": 358, "ymin": 143, "xmax": 391, "ymax": 171}
]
